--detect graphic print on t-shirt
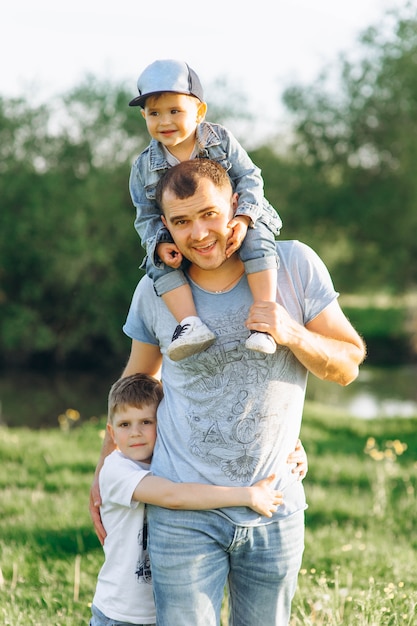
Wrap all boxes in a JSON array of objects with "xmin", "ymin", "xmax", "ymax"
[
  {"xmin": 135, "ymin": 513, "xmax": 152, "ymax": 584},
  {"xmin": 177, "ymin": 304, "xmax": 303, "ymax": 483}
]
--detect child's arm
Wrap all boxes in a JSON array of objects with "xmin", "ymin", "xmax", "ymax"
[
  {"xmin": 129, "ymin": 160, "xmax": 175, "ymax": 265},
  {"xmin": 217, "ymin": 125, "xmax": 266, "ymax": 223},
  {"xmin": 134, "ymin": 474, "xmax": 282, "ymax": 518},
  {"xmin": 213, "ymin": 124, "xmax": 282, "ymax": 237}
]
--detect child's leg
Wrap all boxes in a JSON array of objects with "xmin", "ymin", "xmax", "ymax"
[
  {"xmin": 239, "ymin": 221, "xmax": 279, "ymax": 355},
  {"xmin": 162, "ymin": 283, "xmax": 198, "ymax": 323},
  {"xmin": 246, "ymin": 268, "xmax": 277, "ymax": 304},
  {"xmin": 154, "ymin": 271, "xmax": 216, "ymax": 361}
]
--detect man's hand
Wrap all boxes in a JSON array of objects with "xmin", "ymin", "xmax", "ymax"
[
  {"xmin": 246, "ymin": 301, "xmax": 295, "ymax": 346},
  {"xmin": 156, "ymin": 242, "xmax": 183, "ymax": 268},
  {"xmin": 226, "ymin": 215, "xmax": 250, "ymax": 258},
  {"xmin": 89, "ymin": 475, "xmax": 106, "ymax": 545},
  {"xmin": 246, "ymin": 299, "xmax": 365, "ymax": 386},
  {"xmin": 287, "ymin": 439, "xmax": 308, "ymax": 480},
  {"xmin": 248, "ymin": 474, "xmax": 283, "ymax": 517}
]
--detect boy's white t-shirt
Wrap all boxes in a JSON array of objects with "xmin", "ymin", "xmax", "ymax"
[{"xmin": 92, "ymin": 450, "xmax": 155, "ymax": 623}]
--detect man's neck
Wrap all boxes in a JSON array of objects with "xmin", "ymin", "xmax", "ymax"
[{"xmin": 187, "ymin": 256, "xmax": 245, "ymax": 293}]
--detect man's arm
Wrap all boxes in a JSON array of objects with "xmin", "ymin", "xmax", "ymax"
[
  {"xmin": 246, "ymin": 299, "xmax": 366, "ymax": 386},
  {"xmin": 89, "ymin": 340, "xmax": 162, "ymax": 544},
  {"xmin": 134, "ymin": 474, "xmax": 282, "ymax": 518},
  {"xmin": 123, "ymin": 339, "xmax": 163, "ymax": 378}
]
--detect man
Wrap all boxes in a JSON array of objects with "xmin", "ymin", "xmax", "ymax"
[{"xmin": 91, "ymin": 159, "xmax": 365, "ymax": 625}]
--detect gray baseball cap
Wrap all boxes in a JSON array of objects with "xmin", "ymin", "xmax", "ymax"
[{"xmin": 129, "ymin": 59, "xmax": 204, "ymax": 108}]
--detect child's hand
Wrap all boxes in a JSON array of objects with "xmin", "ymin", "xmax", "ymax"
[
  {"xmin": 248, "ymin": 474, "xmax": 283, "ymax": 517},
  {"xmin": 226, "ymin": 215, "xmax": 250, "ymax": 258},
  {"xmin": 157, "ymin": 242, "xmax": 183, "ymax": 268},
  {"xmin": 287, "ymin": 439, "xmax": 308, "ymax": 481}
]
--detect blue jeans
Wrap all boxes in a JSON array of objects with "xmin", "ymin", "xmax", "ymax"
[
  {"xmin": 147, "ymin": 506, "xmax": 305, "ymax": 626},
  {"xmin": 239, "ymin": 220, "xmax": 279, "ymax": 273},
  {"xmin": 90, "ymin": 604, "xmax": 155, "ymax": 626}
]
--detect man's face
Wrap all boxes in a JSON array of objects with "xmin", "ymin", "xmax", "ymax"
[{"xmin": 161, "ymin": 178, "xmax": 238, "ymax": 271}]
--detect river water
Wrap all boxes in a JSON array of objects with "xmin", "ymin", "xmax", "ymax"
[
  {"xmin": 0, "ymin": 365, "xmax": 416, "ymax": 429},
  {"xmin": 306, "ymin": 364, "xmax": 417, "ymax": 419}
]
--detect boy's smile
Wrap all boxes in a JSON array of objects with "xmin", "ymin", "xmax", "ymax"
[{"xmin": 141, "ymin": 92, "xmax": 206, "ymax": 160}]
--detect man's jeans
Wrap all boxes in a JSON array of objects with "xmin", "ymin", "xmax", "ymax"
[{"xmin": 147, "ymin": 506, "xmax": 305, "ymax": 626}]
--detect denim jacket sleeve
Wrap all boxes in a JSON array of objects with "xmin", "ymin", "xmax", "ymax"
[
  {"xmin": 129, "ymin": 148, "xmax": 173, "ymax": 268},
  {"xmin": 199, "ymin": 123, "xmax": 281, "ymax": 234}
]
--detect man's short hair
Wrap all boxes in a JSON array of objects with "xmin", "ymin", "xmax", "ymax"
[
  {"xmin": 155, "ymin": 159, "xmax": 232, "ymax": 211},
  {"xmin": 108, "ymin": 373, "xmax": 163, "ymax": 423}
]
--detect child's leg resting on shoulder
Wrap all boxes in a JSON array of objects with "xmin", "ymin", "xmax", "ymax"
[
  {"xmin": 239, "ymin": 221, "xmax": 280, "ymax": 355},
  {"xmin": 154, "ymin": 271, "xmax": 216, "ymax": 362}
]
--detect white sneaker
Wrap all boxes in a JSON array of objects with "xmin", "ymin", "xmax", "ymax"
[
  {"xmin": 167, "ymin": 317, "xmax": 216, "ymax": 361},
  {"xmin": 245, "ymin": 331, "xmax": 276, "ymax": 354}
]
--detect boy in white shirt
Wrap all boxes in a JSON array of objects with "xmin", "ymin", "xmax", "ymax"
[{"xmin": 90, "ymin": 373, "xmax": 307, "ymax": 625}]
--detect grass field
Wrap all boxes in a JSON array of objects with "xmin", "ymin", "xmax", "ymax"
[{"xmin": 0, "ymin": 403, "xmax": 416, "ymax": 625}]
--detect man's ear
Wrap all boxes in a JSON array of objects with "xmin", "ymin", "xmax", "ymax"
[
  {"xmin": 161, "ymin": 214, "xmax": 168, "ymax": 228},
  {"xmin": 141, "ymin": 109, "xmax": 146, "ymax": 120}
]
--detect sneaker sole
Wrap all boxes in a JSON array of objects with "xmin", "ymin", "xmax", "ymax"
[
  {"xmin": 245, "ymin": 338, "xmax": 276, "ymax": 355},
  {"xmin": 167, "ymin": 336, "xmax": 216, "ymax": 361}
]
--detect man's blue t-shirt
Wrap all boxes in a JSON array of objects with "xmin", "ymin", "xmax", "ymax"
[{"xmin": 123, "ymin": 241, "xmax": 338, "ymax": 525}]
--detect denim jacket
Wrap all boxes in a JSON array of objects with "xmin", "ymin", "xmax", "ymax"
[{"xmin": 129, "ymin": 121, "xmax": 282, "ymax": 269}]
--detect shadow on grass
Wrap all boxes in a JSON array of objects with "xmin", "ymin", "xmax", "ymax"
[{"xmin": 1, "ymin": 524, "xmax": 100, "ymax": 557}]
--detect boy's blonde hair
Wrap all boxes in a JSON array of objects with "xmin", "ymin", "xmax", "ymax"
[{"xmin": 108, "ymin": 374, "xmax": 163, "ymax": 423}]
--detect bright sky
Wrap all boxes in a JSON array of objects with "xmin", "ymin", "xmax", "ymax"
[{"xmin": 2, "ymin": 0, "xmax": 403, "ymax": 140}]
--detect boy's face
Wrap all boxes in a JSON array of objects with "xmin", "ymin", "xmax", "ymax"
[
  {"xmin": 107, "ymin": 404, "xmax": 157, "ymax": 464},
  {"xmin": 141, "ymin": 92, "xmax": 206, "ymax": 155}
]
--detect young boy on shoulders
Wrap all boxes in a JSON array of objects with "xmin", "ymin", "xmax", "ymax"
[
  {"xmin": 129, "ymin": 59, "xmax": 283, "ymax": 361},
  {"xmin": 91, "ymin": 373, "xmax": 307, "ymax": 626}
]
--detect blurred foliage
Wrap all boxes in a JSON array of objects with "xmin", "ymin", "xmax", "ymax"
[
  {"xmin": 279, "ymin": 3, "xmax": 417, "ymax": 291},
  {"xmin": 1, "ymin": 5, "xmax": 416, "ymax": 367},
  {"xmin": 0, "ymin": 79, "xmax": 147, "ymax": 369}
]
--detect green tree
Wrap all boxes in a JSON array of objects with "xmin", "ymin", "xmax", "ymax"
[
  {"xmin": 0, "ymin": 74, "xmax": 251, "ymax": 367},
  {"xmin": 281, "ymin": 4, "xmax": 417, "ymax": 292},
  {"xmin": 0, "ymin": 80, "xmax": 148, "ymax": 368}
]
